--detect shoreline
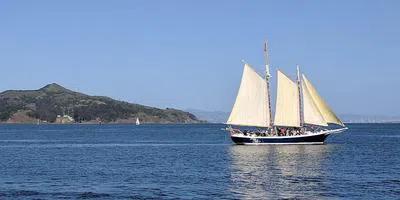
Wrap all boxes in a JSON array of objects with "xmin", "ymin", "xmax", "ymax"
[
  {"xmin": 0, "ymin": 122, "xmax": 399, "ymax": 125},
  {"xmin": 0, "ymin": 121, "xmax": 208, "ymax": 125}
]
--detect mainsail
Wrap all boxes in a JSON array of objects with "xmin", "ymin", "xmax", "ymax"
[
  {"xmin": 274, "ymin": 70, "xmax": 301, "ymax": 127},
  {"xmin": 302, "ymin": 74, "xmax": 344, "ymax": 126},
  {"xmin": 301, "ymin": 80, "xmax": 328, "ymax": 126},
  {"xmin": 227, "ymin": 64, "xmax": 270, "ymax": 127}
]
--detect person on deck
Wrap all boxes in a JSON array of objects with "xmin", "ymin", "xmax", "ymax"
[{"xmin": 279, "ymin": 128, "xmax": 285, "ymax": 136}]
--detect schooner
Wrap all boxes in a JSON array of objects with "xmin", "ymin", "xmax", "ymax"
[{"xmin": 227, "ymin": 42, "xmax": 347, "ymax": 144}]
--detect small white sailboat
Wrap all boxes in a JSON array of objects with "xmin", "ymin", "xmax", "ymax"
[
  {"xmin": 227, "ymin": 41, "xmax": 347, "ymax": 145},
  {"xmin": 136, "ymin": 117, "xmax": 140, "ymax": 125}
]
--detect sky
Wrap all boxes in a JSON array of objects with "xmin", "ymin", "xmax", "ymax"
[{"xmin": 0, "ymin": 0, "xmax": 399, "ymax": 115}]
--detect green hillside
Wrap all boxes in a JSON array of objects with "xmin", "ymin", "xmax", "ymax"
[{"xmin": 0, "ymin": 83, "xmax": 200, "ymax": 124}]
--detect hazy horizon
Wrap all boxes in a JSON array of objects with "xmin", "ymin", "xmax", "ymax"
[{"xmin": 1, "ymin": 1, "xmax": 399, "ymax": 116}]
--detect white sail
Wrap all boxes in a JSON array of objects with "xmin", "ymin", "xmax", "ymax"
[
  {"xmin": 302, "ymin": 74, "xmax": 344, "ymax": 126},
  {"xmin": 136, "ymin": 117, "xmax": 140, "ymax": 125},
  {"xmin": 274, "ymin": 70, "xmax": 301, "ymax": 127},
  {"xmin": 227, "ymin": 64, "xmax": 270, "ymax": 127},
  {"xmin": 302, "ymin": 81, "xmax": 328, "ymax": 126}
]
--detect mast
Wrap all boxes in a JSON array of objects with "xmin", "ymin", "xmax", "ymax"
[
  {"xmin": 296, "ymin": 65, "xmax": 304, "ymax": 127},
  {"xmin": 264, "ymin": 41, "xmax": 273, "ymax": 127}
]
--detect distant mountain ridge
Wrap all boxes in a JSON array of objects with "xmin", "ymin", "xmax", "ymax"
[
  {"xmin": 0, "ymin": 83, "xmax": 201, "ymax": 124},
  {"xmin": 187, "ymin": 109, "xmax": 400, "ymax": 124},
  {"xmin": 340, "ymin": 114, "xmax": 400, "ymax": 123},
  {"xmin": 185, "ymin": 109, "xmax": 229, "ymax": 124}
]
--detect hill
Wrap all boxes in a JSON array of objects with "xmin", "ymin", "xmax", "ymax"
[{"xmin": 0, "ymin": 83, "xmax": 201, "ymax": 124}]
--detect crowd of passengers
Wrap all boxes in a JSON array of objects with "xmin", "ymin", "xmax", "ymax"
[{"xmin": 238, "ymin": 126, "xmax": 321, "ymax": 137}]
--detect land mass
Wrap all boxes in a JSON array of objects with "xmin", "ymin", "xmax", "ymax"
[{"xmin": 0, "ymin": 83, "xmax": 201, "ymax": 124}]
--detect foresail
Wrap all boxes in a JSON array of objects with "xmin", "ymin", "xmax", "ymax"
[
  {"xmin": 302, "ymin": 81, "xmax": 328, "ymax": 126},
  {"xmin": 302, "ymin": 74, "xmax": 345, "ymax": 126},
  {"xmin": 227, "ymin": 64, "xmax": 270, "ymax": 127},
  {"xmin": 274, "ymin": 70, "xmax": 301, "ymax": 127}
]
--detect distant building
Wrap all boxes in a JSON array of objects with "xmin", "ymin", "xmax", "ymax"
[{"xmin": 55, "ymin": 115, "xmax": 75, "ymax": 124}]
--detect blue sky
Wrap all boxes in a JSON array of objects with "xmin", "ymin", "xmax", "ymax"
[{"xmin": 0, "ymin": 0, "xmax": 399, "ymax": 115}]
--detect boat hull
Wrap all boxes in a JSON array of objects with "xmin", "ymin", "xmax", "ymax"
[
  {"xmin": 229, "ymin": 128, "xmax": 347, "ymax": 145},
  {"xmin": 230, "ymin": 133, "xmax": 329, "ymax": 145}
]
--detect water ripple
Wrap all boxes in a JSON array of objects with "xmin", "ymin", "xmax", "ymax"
[{"xmin": 0, "ymin": 124, "xmax": 398, "ymax": 199}]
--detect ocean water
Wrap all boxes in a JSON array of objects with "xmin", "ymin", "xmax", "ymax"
[{"xmin": 0, "ymin": 124, "xmax": 399, "ymax": 199}]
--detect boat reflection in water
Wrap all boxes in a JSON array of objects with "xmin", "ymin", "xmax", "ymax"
[{"xmin": 229, "ymin": 144, "xmax": 333, "ymax": 199}]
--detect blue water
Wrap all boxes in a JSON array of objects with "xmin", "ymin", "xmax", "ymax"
[{"xmin": 0, "ymin": 124, "xmax": 399, "ymax": 199}]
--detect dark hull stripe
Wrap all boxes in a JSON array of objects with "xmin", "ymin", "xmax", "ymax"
[{"xmin": 231, "ymin": 133, "xmax": 329, "ymax": 145}]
